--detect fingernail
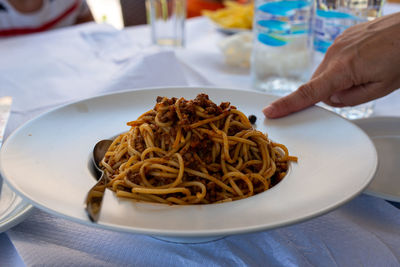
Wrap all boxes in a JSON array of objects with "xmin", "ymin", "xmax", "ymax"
[
  {"xmin": 263, "ymin": 105, "xmax": 276, "ymax": 118},
  {"xmin": 330, "ymin": 95, "xmax": 342, "ymax": 104}
]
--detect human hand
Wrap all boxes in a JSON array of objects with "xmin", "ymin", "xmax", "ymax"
[{"xmin": 263, "ymin": 12, "xmax": 400, "ymax": 119}]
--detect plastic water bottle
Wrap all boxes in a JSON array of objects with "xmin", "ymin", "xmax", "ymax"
[
  {"xmin": 251, "ymin": 0, "xmax": 314, "ymax": 96},
  {"xmin": 313, "ymin": 1, "xmax": 383, "ymax": 65},
  {"xmin": 312, "ymin": 0, "xmax": 384, "ymax": 119}
]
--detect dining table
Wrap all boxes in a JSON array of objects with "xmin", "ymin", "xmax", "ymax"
[{"xmin": 1, "ymin": 3, "xmax": 400, "ymax": 266}]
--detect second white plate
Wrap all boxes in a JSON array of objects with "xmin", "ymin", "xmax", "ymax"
[
  {"xmin": 0, "ymin": 181, "xmax": 32, "ymax": 233},
  {"xmin": 354, "ymin": 116, "xmax": 400, "ymax": 202}
]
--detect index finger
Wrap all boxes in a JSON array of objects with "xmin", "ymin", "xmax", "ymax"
[{"xmin": 262, "ymin": 68, "xmax": 350, "ymax": 118}]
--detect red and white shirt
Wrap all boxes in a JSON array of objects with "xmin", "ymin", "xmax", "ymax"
[{"xmin": 0, "ymin": 0, "xmax": 90, "ymax": 37}]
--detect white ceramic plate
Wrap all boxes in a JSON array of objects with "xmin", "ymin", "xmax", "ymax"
[
  {"xmin": 0, "ymin": 87, "xmax": 377, "ymax": 242},
  {"xmin": 0, "ymin": 181, "xmax": 32, "ymax": 233},
  {"xmin": 353, "ymin": 117, "xmax": 400, "ymax": 202}
]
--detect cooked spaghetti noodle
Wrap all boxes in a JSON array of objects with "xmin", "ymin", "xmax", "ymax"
[{"xmin": 100, "ymin": 94, "xmax": 297, "ymax": 205}]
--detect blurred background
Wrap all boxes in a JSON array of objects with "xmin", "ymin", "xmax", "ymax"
[
  {"xmin": 87, "ymin": 0, "xmax": 250, "ymax": 29},
  {"xmin": 87, "ymin": 0, "xmax": 124, "ymax": 29},
  {"xmin": 87, "ymin": 0, "xmax": 400, "ymax": 31}
]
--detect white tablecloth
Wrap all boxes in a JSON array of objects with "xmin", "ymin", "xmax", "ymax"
[{"xmin": 1, "ymin": 4, "xmax": 400, "ymax": 266}]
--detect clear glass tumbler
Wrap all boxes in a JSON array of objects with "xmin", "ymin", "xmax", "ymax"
[
  {"xmin": 146, "ymin": 0, "xmax": 186, "ymax": 47},
  {"xmin": 319, "ymin": 102, "xmax": 375, "ymax": 120}
]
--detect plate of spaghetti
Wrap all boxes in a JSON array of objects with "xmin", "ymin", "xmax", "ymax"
[{"xmin": 0, "ymin": 87, "xmax": 377, "ymax": 243}]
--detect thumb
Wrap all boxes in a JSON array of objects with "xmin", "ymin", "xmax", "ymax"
[{"xmin": 263, "ymin": 69, "xmax": 351, "ymax": 118}]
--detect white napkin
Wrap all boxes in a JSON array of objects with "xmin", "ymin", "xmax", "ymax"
[
  {"xmin": 6, "ymin": 195, "xmax": 400, "ymax": 266},
  {"xmin": 0, "ymin": 24, "xmax": 210, "ymax": 138},
  {"xmin": 100, "ymin": 50, "xmax": 194, "ymax": 92},
  {"xmin": 0, "ymin": 234, "xmax": 24, "ymax": 266}
]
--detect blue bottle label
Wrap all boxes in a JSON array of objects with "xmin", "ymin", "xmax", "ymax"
[
  {"xmin": 258, "ymin": 33, "xmax": 289, "ymax": 46},
  {"xmin": 313, "ymin": 9, "xmax": 362, "ymax": 53},
  {"xmin": 255, "ymin": 0, "xmax": 312, "ymax": 47},
  {"xmin": 316, "ymin": 9, "xmax": 360, "ymax": 20}
]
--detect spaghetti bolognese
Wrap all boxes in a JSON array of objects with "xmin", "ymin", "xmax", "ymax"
[{"xmin": 100, "ymin": 94, "xmax": 297, "ymax": 205}]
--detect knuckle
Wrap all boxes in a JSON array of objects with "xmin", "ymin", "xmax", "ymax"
[
  {"xmin": 325, "ymin": 39, "xmax": 343, "ymax": 57},
  {"xmin": 324, "ymin": 45, "xmax": 336, "ymax": 59},
  {"xmin": 279, "ymin": 96, "xmax": 294, "ymax": 110},
  {"xmin": 272, "ymin": 95, "xmax": 293, "ymax": 113},
  {"xmin": 330, "ymin": 59, "xmax": 347, "ymax": 73},
  {"xmin": 297, "ymin": 83, "xmax": 320, "ymax": 103},
  {"xmin": 329, "ymin": 59, "xmax": 355, "ymax": 88}
]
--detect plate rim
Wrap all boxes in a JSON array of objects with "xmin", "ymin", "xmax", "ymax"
[{"xmin": 0, "ymin": 86, "xmax": 378, "ymax": 237}]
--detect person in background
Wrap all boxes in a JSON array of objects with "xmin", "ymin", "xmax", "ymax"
[
  {"xmin": 263, "ymin": 12, "xmax": 400, "ymax": 119},
  {"xmin": 0, "ymin": 0, "xmax": 93, "ymax": 37}
]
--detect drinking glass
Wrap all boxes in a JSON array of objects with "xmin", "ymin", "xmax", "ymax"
[{"xmin": 146, "ymin": 0, "xmax": 186, "ymax": 47}]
